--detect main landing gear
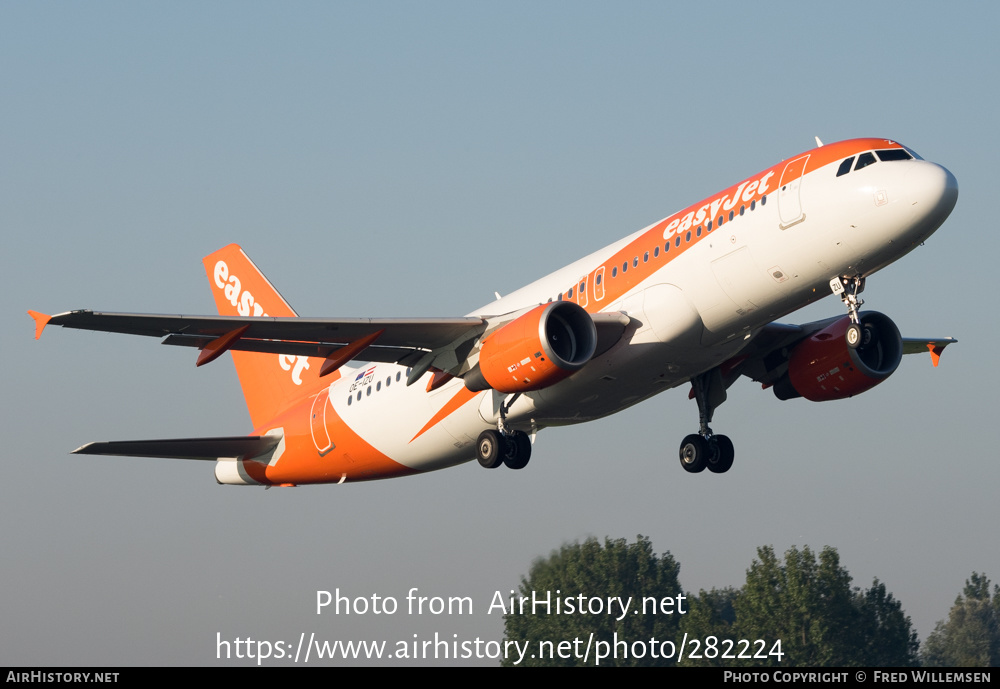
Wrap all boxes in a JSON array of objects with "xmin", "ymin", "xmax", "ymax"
[
  {"xmin": 477, "ymin": 429, "xmax": 531, "ymax": 470},
  {"xmin": 476, "ymin": 393, "xmax": 532, "ymax": 470},
  {"xmin": 679, "ymin": 368, "xmax": 735, "ymax": 474}
]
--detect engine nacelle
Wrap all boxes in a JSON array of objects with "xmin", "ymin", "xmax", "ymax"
[
  {"xmin": 464, "ymin": 301, "xmax": 597, "ymax": 393},
  {"xmin": 775, "ymin": 312, "xmax": 903, "ymax": 402}
]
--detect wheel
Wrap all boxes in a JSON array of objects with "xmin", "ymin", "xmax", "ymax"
[
  {"xmin": 503, "ymin": 431, "xmax": 532, "ymax": 470},
  {"xmin": 679, "ymin": 434, "xmax": 708, "ymax": 473},
  {"xmin": 846, "ymin": 323, "xmax": 862, "ymax": 349},
  {"xmin": 477, "ymin": 430, "xmax": 504, "ymax": 469},
  {"xmin": 707, "ymin": 434, "xmax": 734, "ymax": 474}
]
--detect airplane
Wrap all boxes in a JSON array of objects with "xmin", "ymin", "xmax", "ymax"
[{"xmin": 28, "ymin": 137, "xmax": 959, "ymax": 486}]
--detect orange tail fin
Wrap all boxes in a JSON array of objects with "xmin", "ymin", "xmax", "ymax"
[{"xmin": 203, "ymin": 244, "xmax": 329, "ymax": 429}]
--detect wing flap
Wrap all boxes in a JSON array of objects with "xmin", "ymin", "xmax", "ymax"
[{"xmin": 160, "ymin": 333, "xmax": 416, "ymax": 363}]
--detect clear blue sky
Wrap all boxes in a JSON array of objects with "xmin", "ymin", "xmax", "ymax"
[{"xmin": 2, "ymin": 1, "xmax": 996, "ymax": 665}]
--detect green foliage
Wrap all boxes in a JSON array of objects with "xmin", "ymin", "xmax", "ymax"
[
  {"xmin": 732, "ymin": 546, "xmax": 918, "ymax": 667},
  {"xmin": 503, "ymin": 539, "xmax": 920, "ymax": 667},
  {"xmin": 855, "ymin": 579, "xmax": 920, "ymax": 667},
  {"xmin": 923, "ymin": 572, "xmax": 1000, "ymax": 667},
  {"xmin": 501, "ymin": 535, "xmax": 683, "ymax": 667},
  {"xmin": 678, "ymin": 587, "xmax": 738, "ymax": 667}
]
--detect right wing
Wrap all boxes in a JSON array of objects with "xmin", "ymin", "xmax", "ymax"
[{"xmin": 28, "ymin": 309, "xmax": 630, "ymax": 381}]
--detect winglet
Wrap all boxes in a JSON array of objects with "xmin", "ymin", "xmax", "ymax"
[
  {"xmin": 27, "ymin": 310, "xmax": 51, "ymax": 340},
  {"xmin": 928, "ymin": 343, "xmax": 945, "ymax": 367}
]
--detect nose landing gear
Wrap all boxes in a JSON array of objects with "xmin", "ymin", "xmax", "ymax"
[{"xmin": 830, "ymin": 275, "xmax": 867, "ymax": 349}]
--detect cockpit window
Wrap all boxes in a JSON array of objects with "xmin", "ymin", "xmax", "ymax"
[
  {"xmin": 854, "ymin": 152, "xmax": 877, "ymax": 171},
  {"xmin": 875, "ymin": 149, "xmax": 913, "ymax": 162},
  {"xmin": 836, "ymin": 157, "xmax": 855, "ymax": 177}
]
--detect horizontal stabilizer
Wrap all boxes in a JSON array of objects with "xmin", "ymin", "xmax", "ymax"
[{"xmin": 72, "ymin": 435, "xmax": 281, "ymax": 461}]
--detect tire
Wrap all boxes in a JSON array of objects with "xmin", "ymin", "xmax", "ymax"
[
  {"xmin": 679, "ymin": 434, "xmax": 708, "ymax": 473},
  {"xmin": 708, "ymin": 435, "xmax": 735, "ymax": 474},
  {"xmin": 477, "ymin": 430, "xmax": 504, "ymax": 469},
  {"xmin": 503, "ymin": 431, "xmax": 532, "ymax": 470},
  {"xmin": 846, "ymin": 323, "xmax": 862, "ymax": 349}
]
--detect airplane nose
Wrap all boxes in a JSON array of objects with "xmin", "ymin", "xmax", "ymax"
[
  {"xmin": 898, "ymin": 161, "xmax": 958, "ymax": 248},
  {"xmin": 907, "ymin": 161, "xmax": 958, "ymax": 232}
]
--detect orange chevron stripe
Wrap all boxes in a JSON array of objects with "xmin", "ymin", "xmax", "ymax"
[{"xmin": 410, "ymin": 386, "xmax": 479, "ymax": 443}]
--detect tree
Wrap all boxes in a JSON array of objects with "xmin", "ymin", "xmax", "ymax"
[
  {"xmin": 923, "ymin": 572, "xmax": 1000, "ymax": 667},
  {"xmin": 677, "ymin": 587, "xmax": 738, "ymax": 667},
  {"xmin": 502, "ymin": 540, "xmax": 919, "ymax": 667},
  {"xmin": 501, "ymin": 535, "xmax": 683, "ymax": 667},
  {"xmin": 855, "ymin": 579, "xmax": 920, "ymax": 667},
  {"xmin": 734, "ymin": 546, "xmax": 918, "ymax": 666}
]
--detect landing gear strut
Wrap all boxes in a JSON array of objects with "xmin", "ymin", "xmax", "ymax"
[
  {"xmin": 476, "ymin": 393, "xmax": 532, "ymax": 470},
  {"xmin": 830, "ymin": 275, "xmax": 867, "ymax": 349},
  {"xmin": 678, "ymin": 369, "xmax": 735, "ymax": 474}
]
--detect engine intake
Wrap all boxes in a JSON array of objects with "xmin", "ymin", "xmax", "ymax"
[
  {"xmin": 465, "ymin": 301, "xmax": 597, "ymax": 393},
  {"xmin": 774, "ymin": 312, "xmax": 903, "ymax": 402}
]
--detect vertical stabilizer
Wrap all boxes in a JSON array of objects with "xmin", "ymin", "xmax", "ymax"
[{"xmin": 202, "ymin": 244, "xmax": 329, "ymax": 429}]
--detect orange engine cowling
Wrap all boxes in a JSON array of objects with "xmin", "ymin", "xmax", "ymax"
[
  {"xmin": 775, "ymin": 312, "xmax": 903, "ymax": 402},
  {"xmin": 465, "ymin": 302, "xmax": 597, "ymax": 393}
]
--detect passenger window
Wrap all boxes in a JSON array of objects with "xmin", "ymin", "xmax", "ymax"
[
  {"xmin": 653, "ymin": 246, "xmax": 659, "ymax": 258},
  {"xmin": 837, "ymin": 157, "xmax": 855, "ymax": 177},
  {"xmin": 612, "ymin": 267, "xmax": 617, "ymax": 277},
  {"xmin": 643, "ymin": 251, "xmax": 649, "ymax": 263},
  {"xmin": 633, "ymin": 257, "xmax": 639, "ymax": 267},
  {"xmin": 855, "ymin": 152, "xmax": 877, "ymax": 171}
]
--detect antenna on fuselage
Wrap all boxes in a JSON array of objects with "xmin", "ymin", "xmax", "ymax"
[{"xmin": 815, "ymin": 136, "xmax": 824, "ymax": 147}]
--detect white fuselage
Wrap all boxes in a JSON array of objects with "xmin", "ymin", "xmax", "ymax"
[{"xmin": 321, "ymin": 142, "xmax": 957, "ymax": 474}]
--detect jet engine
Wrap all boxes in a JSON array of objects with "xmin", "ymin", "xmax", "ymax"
[
  {"xmin": 773, "ymin": 312, "xmax": 903, "ymax": 401},
  {"xmin": 464, "ymin": 301, "xmax": 597, "ymax": 393}
]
